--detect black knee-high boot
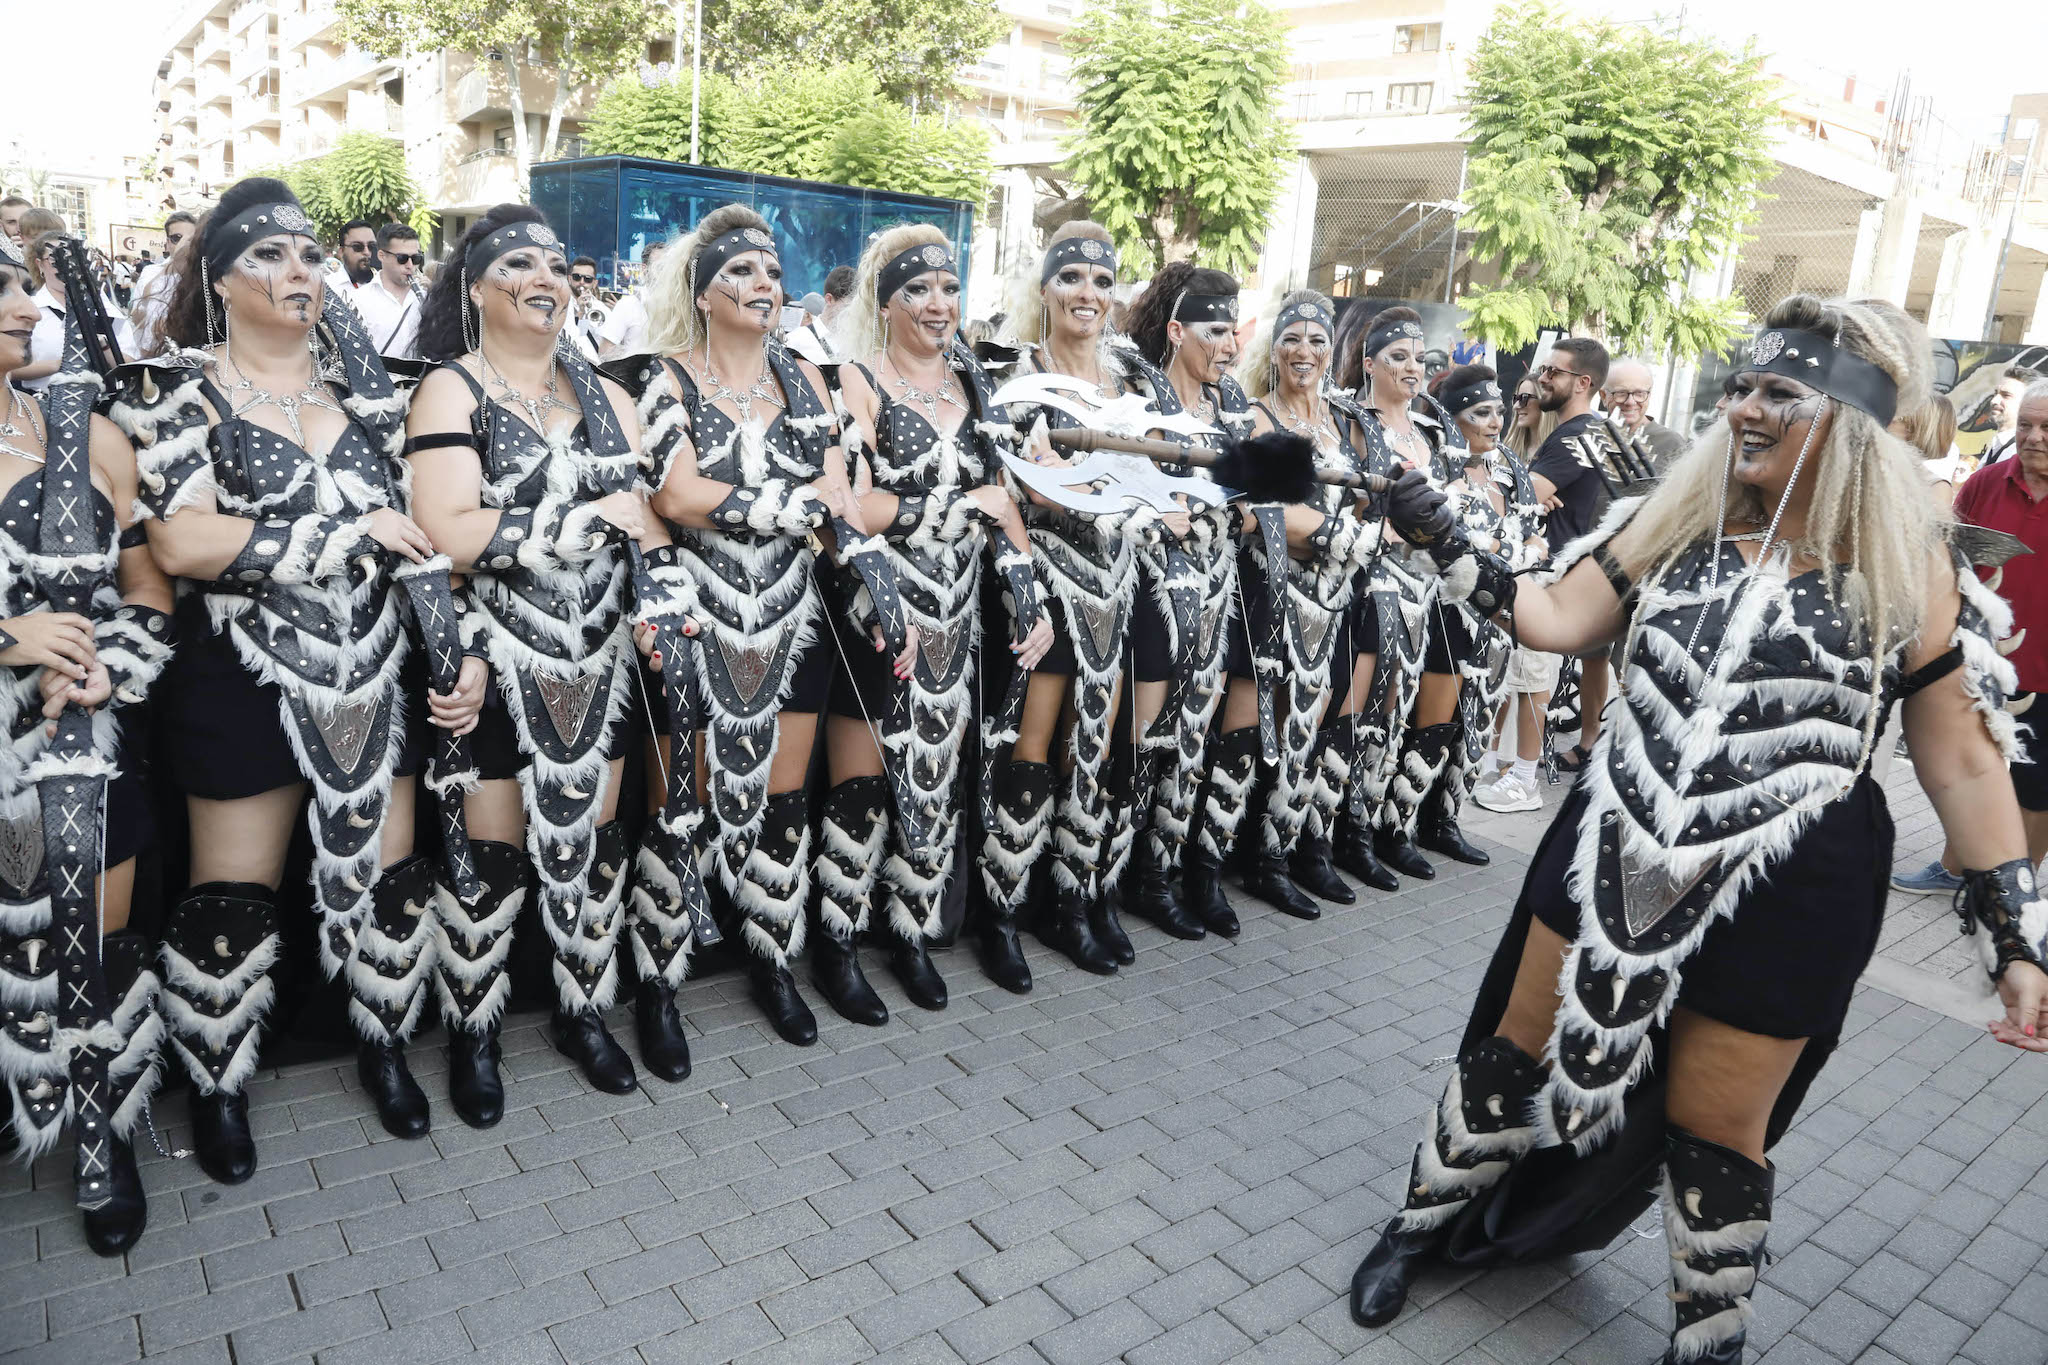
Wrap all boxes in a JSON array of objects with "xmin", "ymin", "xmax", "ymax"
[
  {"xmin": 739, "ymin": 792, "xmax": 818, "ymax": 1046},
  {"xmin": 157, "ymin": 884, "xmax": 282, "ymax": 1186},
  {"xmin": 975, "ymin": 761, "xmax": 1048, "ymax": 993},
  {"xmin": 1184, "ymin": 727, "xmax": 1258, "ymax": 936},
  {"xmin": 544, "ymin": 821, "xmax": 636, "ymax": 1094},
  {"xmin": 1334, "ymin": 722, "xmax": 1400, "ymax": 891},
  {"xmin": 346, "ymin": 854, "xmax": 437, "ymax": 1138},
  {"xmin": 812, "ymin": 778, "xmax": 889, "ymax": 1027},
  {"xmin": 1376, "ymin": 722, "xmax": 1447, "ymax": 880},
  {"xmin": 1416, "ymin": 723, "xmax": 1489, "ymax": 866},
  {"xmin": 1660, "ymin": 1130, "xmax": 1773, "ymax": 1365},
  {"xmin": 433, "ymin": 840, "xmax": 523, "ymax": 1128},
  {"xmin": 626, "ymin": 817, "xmax": 696, "ymax": 1082},
  {"xmin": 1350, "ymin": 1037, "xmax": 1543, "ymax": 1327},
  {"xmin": 79, "ymin": 930, "xmax": 165, "ymax": 1256},
  {"xmin": 1290, "ymin": 728, "xmax": 1356, "ymax": 905}
]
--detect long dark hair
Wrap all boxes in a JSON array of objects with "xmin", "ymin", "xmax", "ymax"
[
  {"xmin": 1123, "ymin": 261, "xmax": 1238, "ymax": 368},
  {"xmin": 1336, "ymin": 304, "xmax": 1423, "ymax": 396},
  {"xmin": 417, "ymin": 203, "xmax": 548, "ymax": 363},
  {"xmin": 163, "ymin": 178, "xmax": 293, "ymax": 350}
]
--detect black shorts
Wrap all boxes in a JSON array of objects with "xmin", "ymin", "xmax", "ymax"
[
  {"xmin": 470, "ymin": 684, "xmax": 637, "ymax": 781},
  {"xmin": 158, "ymin": 595, "xmax": 423, "ymax": 800},
  {"xmin": 2012, "ymin": 694, "xmax": 2048, "ymax": 811},
  {"xmin": 643, "ymin": 628, "xmax": 832, "ymax": 735},
  {"xmin": 1528, "ymin": 781, "xmax": 1890, "ymax": 1040},
  {"xmin": 1423, "ymin": 606, "xmax": 1473, "ymax": 675},
  {"xmin": 1132, "ymin": 584, "xmax": 1173, "ymax": 684}
]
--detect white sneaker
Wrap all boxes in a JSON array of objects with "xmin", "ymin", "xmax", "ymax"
[{"xmin": 1474, "ymin": 770, "xmax": 1542, "ymax": 813}]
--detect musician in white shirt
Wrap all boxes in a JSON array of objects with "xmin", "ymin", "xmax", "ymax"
[{"xmin": 350, "ymin": 223, "xmax": 425, "ymax": 359}]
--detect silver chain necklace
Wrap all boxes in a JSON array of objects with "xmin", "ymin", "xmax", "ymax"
[
  {"xmin": 884, "ymin": 355, "xmax": 963, "ymax": 423},
  {"xmin": 217, "ymin": 346, "xmax": 344, "ymax": 452},
  {"xmin": 0, "ymin": 385, "xmax": 45, "ymax": 464},
  {"xmin": 1275, "ymin": 394, "xmax": 1336, "ymax": 449},
  {"xmin": 479, "ymin": 349, "xmax": 576, "ymax": 433},
  {"xmin": 689, "ymin": 349, "xmax": 780, "ymax": 426}
]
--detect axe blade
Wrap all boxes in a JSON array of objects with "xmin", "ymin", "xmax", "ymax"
[{"xmin": 989, "ymin": 372, "xmax": 1220, "ymax": 441}]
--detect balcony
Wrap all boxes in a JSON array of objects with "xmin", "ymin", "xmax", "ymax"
[
  {"xmin": 281, "ymin": 0, "xmax": 339, "ymax": 52},
  {"xmin": 285, "ymin": 46, "xmax": 387, "ymax": 106},
  {"xmin": 229, "ymin": 0, "xmax": 268, "ymax": 35},
  {"xmin": 199, "ymin": 62, "xmax": 232, "ymax": 108},
  {"xmin": 195, "ymin": 20, "xmax": 229, "ymax": 61},
  {"xmin": 444, "ymin": 52, "xmax": 587, "ymax": 125},
  {"xmin": 443, "ymin": 147, "xmax": 520, "ymax": 210},
  {"xmin": 995, "ymin": 0, "xmax": 1077, "ymax": 31},
  {"xmin": 168, "ymin": 52, "xmax": 196, "ymax": 89},
  {"xmin": 233, "ymin": 90, "xmax": 282, "ymax": 131},
  {"xmin": 231, "ymin": 36, "xmax": 279, "ymax": 82},
  {"xmin": 959, "ymin": 54, "xmax": 1073, "ymax": 103}
]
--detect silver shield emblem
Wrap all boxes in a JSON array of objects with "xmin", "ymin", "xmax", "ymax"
[{"xmin": 1750, "ymin": 330, "xmax": 1785, "ymax": 366}]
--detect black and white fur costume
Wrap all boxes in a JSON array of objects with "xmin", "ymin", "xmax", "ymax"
[
  {"xmin": 0, "ymin": 368, "xmax": 173, "ymax": 1180},
  {"xmin": 995, "ymin": 343, "xmax": 1156, "ymax": 914},
  {"xmin": 108, "ymin": 302, "xmax": 421, "ymax": 1101},
  {"xmin": 828, "ymin": 345, "xmax": 1022, "ymax": 954},
  {"xmin": 632, "ymin": 346, "xmax": 835, "ymax": 975},
  {"xmin": 437, "ymin": 349, "xmax": 647, "ymax": 1022}
]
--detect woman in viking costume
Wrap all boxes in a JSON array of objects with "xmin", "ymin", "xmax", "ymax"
[
  {"xmin": 407, "ymin": 204, "xmax": 676, "ymax": 1118},
  {"xmin": 1428, "ymin": 365, "xmax": 1547, "ymax": 825},
  {"xmin": 989, "ymin": 222, "xmax": 1151, "ymax": 976},
  {"xmin": 1346, "ymin": 294, "xmax": 2048, "ymax": 1364},
  {"xmin": 1224, "ymin": 290, "xmax": 1381, "ymax": 920},
  {"xmin": 629, "ymin": 205, "xmax": 870, "ymax": 1047},
  {"xmin": 815, "ymin": 226, "xmax": 1051, "ymax": 1017},
  {"xmin": 1117, "ymin": 263, "xmax": 1246, "ymax": 942},
  {"xmin": 111, "ymin": 180, "xmax": 469, "ymax": 1180},
  {"xmin": 0, "ymin": 243, "xmax": 176, "ymax": 1252}
]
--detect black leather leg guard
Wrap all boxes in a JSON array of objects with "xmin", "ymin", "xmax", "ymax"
[
  {"xmin": 627, "ymin": 819, "xmax": 696, "ymax": 1083},
  {"xmin": 546, "ymin": 823, "xmax": 635, "ymax": 1095},
  {"xmin": 1335, "ymin": 723, "xmax": 1401, "ymax": 891},
  {"xmin": 1376, "ymin": 722, "xmax": 1445, "ymax": 880},
  {"xmin": 434, "ymin": 840, "xmax": 523, "ymax": 1129},
  {"xmin": 159, "ymin": 884, "xmax": 281, "ymax": 1186},
  {"xmin": 974, "ymin": 761, "xmax": 1048, "ymax": 994},
  {"xmin": 812, "ymin": 778, "xmax": 889, "ymax": 1027},
  {"xmin": 1087, "ymin": 884, "xmax": 1135, "ymax": 967},
  {"xmin": 1185, "ymin": 728, "xmax": 1256, "ymax": 937},
  {"xmin": 743, "ymin": 793, "xmax": 817, "ymax": 1046},
  {"xmin": 1416, "ymin": 724, "xmax": 1489, "ymax": 866},
  {"xmin": 348, "ymin": 855, "xmax": 435, "ymax": 1139},
  {"xmin": 81, "ymin": 930, "xmax": 163, "ymax": 1257},
  {"xmin": 1351, "ymin": 1037, "xmax": 1543, "ymax": 1326},
  {"xmin": 1662, "ymin": 1130, "xmax": 1772, "ymax": 1365},
  {"xmin": 1127, "ymin": 832, "xmax": 1205, "ymax": 940}
]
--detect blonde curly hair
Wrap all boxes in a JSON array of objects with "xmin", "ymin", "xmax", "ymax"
[
  {"xmin": 643, "ymin": 203, "xmax": 775, "ymax": 356},
  {"xmin": 1004, "ymin": 220, "xmax": 1118, "ymax": 348},
  {"xmin": 830, "ymin": 222, "xmax": 951, "ymax": 361},
  {"xmin": 1240, "ymin": 288, "xmax": 1336, "ymax": 401}
]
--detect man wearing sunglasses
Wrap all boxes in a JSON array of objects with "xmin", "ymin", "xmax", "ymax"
[
  {"xmin": 566, "ymin": 255, "xmax": 605, "ymax": 358},
  {"xmin": 1528, "ymin": 337, "xmax": 1613, "ymax": 772},
  {"xmin": 352, "ymin": 222, "xmax": 427, "ymax": 359},
  {"xmin": 1601, "ymin": 357, "xmax": 1684, "ymax": 472}
]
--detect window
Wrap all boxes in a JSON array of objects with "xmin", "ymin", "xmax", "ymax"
[
  {"xmin": 1343, "ymin": 89, "xmax": 1373, "ymax": 116},
  {"xmin": 1394, "ymin": 23, "xmax": 1441, "ymax": 54},
  {"xmin": 1387, "ymin": 81, "xmax": 1433, "ymax": 112}
]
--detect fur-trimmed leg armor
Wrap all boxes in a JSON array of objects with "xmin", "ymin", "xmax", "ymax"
[
  {"xmin": 741, "ymin": 792, "xmax": 818, "ymax": 1046},
  {"xmin": 1416, "ymin": 723, "xmax": 1489, "ymax": 866},
  {"xmin": 158, "ymin": 883, "xmax": 281, "ymax": 1186},
  {"xmin": 1376, "ymin": 720, "xmax": 1445, "ymax": 881},
  {"xmin": 1660, "ymin": 1130, "xmax": 1772, "ymax": 1365},
  {"xmin": 1038, "ymin": 765, "xmax": 1119, "ymax": 975},
  {"xmin": 1336, "ymin": 721, "xmax": 1400, "ymax": 891},
  {"xmin": 627, "ymin": 817, "xmax": 697, "ymax": 1082},
  {"xmin": 812, "ymin": 778, "xmax": 889, "ymax": 1027},
  {"xmin": 1184, "ymin": 727, "xmax": 1257, "ymax": 936},
  {"xmin": 1350, "ymin": 1037, "xmax": 1543, "ymax": 1326},
  {"xmin": 434, "ymin": 840, "xmax": 524, "ymax": 1129},
  {"xmin": 544, "ymin": 822, "xmax": 635, "ymax": 1094},
  {"xmin": 976, "ymin": 760, "xmax": 1047, "ymax": 993},
  {"xmin": 348, "ymin": 855, "xmax": 436, "ymax": 1139},
  {"xmin": 882, "ymin": 838, "xmax": 950, "ymax": 1013},
  {"xmin": 1289, "ymin": 728, "xmax": 1355, "ymax": 905},
  {"xmin": 81, "ymin": 931, "xmax": 163, "ymax": 1255}
]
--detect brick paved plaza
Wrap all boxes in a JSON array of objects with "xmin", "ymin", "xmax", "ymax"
[{"xmin": 4, "ymin": 761, "xmax": 2047, "ymax": 1365}]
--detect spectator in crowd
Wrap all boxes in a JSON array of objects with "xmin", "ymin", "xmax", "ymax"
[
  {"xmin": 1601, "ymin": 356, "xmax": 1685, "ymax": 469},
  {"xmin": 0, "ymin": 195, "xmax": 29, "ymax": 246},
  {"xmin": 566, "ymin": 255, "xmax": 605, "ymax": 356},
  {"xmin": 821, "ymin": 264, "xmax": 855, "ymax": 327},
  {"xmin": 1894, "ymin": 379, "xmax": 2048, "ymax": 894},
  {"xmin": 597, "ymin": 238, "xmax": 665, "ymax": 358},
  {"xmin": 350, "ymin": 222, "xmax": 425, "ymax": 359},
  {"xmin": 130, "ymin": 210, "xmax": 199, "ymax": 357},
  {"xmin": 1894, "ymin": 392, "xmax": 1962, "ymax": 510},
  {"xmin": 331, "ymin": 218, "xmax": 377, "ymax": 288},
  {"xmin": 15, "ymin": 230, "xmax": 72, "ymax": 390},
  {"xmin": 1528, "ymin": 336, "xmax": 1611, "ymax": 771},
  {"xmin": 782, "ymin": 290, "xmax": 834, "ymax": 364},
  {"xmin": 1500, "ymin": 373, "xmax": 1549, "ymax": 459},
  {"xmin": 16, "ymin": 207, "xmax": 64, "ymax": 243},
  {"xmin": 1978, "ymin": 363, "xmax": 2041, "ymax": 466}
]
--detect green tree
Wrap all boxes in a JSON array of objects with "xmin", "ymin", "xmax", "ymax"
[
  {"xmin": 697, "ymin": 0, "xmax": 1005, "ymax": 106},
  {"xmin": 250, "ymin": 134, "xmax": 433, "ymax": 243},
  {"xmin": 583, "ymin": 64, "xmax": 992, "ymax": 203},
  {"xmin": 335, "ymin": 0, "xmax": 662, "ymax": 195},
  {"xmin": 1456, "ymin": 4, "xmax": 1778, "ymax": 357},
  {"xmin": 1060, "ymin": 0, "xmax": 1292, "ymax": 273}
]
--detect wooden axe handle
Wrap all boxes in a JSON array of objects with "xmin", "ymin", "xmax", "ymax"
[{"xmin": 1044, "ymin": 428, "xmax": 1390, "ymax": 492}]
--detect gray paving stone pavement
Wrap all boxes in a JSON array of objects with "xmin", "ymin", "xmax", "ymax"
[{"xmin": 5, "ymin": 754, "xmax": 2047, "ymax": 1364}]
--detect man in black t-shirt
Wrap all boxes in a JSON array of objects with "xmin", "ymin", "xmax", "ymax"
[
  {"xmin": 1528, "ymin": 336, "xmax": 1610, "ymax": 554},
  {"xmin": 1527, "ymin": 336, "xmax": 1611, "ymax": 767}
]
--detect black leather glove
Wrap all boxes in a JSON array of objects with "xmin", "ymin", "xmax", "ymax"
[
  {"xmin": 1957, "ymin": 859, "xmax": 2048, "ymax": 982},
  {"xmin": 1385, "ymin": 468, "xmax": 1453, "ymax": 548}
]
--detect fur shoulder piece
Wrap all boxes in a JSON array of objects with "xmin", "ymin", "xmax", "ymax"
[{"xmin": 103, "ymin": 348, "xmax": 216, "ymax": 524}]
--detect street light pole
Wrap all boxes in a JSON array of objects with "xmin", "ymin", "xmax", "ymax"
[{"xmin": 689, "ymin": 0, "xmax": 703, "ymax": 164}]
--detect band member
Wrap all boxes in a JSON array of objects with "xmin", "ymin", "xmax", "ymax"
[
  {"xmin": 819, "ymin": 226, "xmax": 1050, "ymax": 1015},
  {"xmin": 407, "ymin": 204, "xmax": 667, "ymax": 1119},
  {"xmin": 1119, "ymin": 263, "xmax": 1244, "ymax": 941},
  {"xmin": 0, "ymin": 243, "xmax": 176, "ymax": 1252},
  {"xmin": 1236, "ymin": 291, "xmax": 1380, "ymax": 915},
  {"xmin": 1347, "ymin": 295, "xmax": 2048, "ymax": 1364},
  {"xmin": 111, "ymin": 180, "xmax": 464, "ymax": 1180},
  {"xmin": 993, "ymin": 223, "xmax": 1148, "ymax": 975},
  {"xmin": 629, "ymin": 205, "xmax": 868, "ymax": 1046}
]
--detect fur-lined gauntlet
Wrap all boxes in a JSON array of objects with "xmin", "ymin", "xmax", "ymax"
[
  {"xmin": 1955, "ymin": 859, "xmax": 2048, "ymax": 982},
  {"xmin": 707, "ymin": 480, "xmax": 827, "ymax": 538},
  {"xmin": 476, "ymin": 499, "xmax": 628, "ymax": 574},
  {"xmin": 220, "ymin": 512, "xmax": 371, "ymax": 586},
  {"xmin": 95, "ymin": 604, "xmax": 176, "ymax": 708}
]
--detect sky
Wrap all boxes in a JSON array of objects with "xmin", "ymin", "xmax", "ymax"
[{"xmin": 13, "ymin": 0, "xmax": 2048, "ymax": 174}]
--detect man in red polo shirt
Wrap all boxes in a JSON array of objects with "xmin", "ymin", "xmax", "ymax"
[{"xmin": 1895, "ymin": 381, "xmax": 2048, "ymax": 893}]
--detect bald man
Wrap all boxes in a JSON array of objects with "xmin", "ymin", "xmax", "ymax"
[{"xmin": 1602, "ymin": 359, "xmax": 1686, "ymax": 471}]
